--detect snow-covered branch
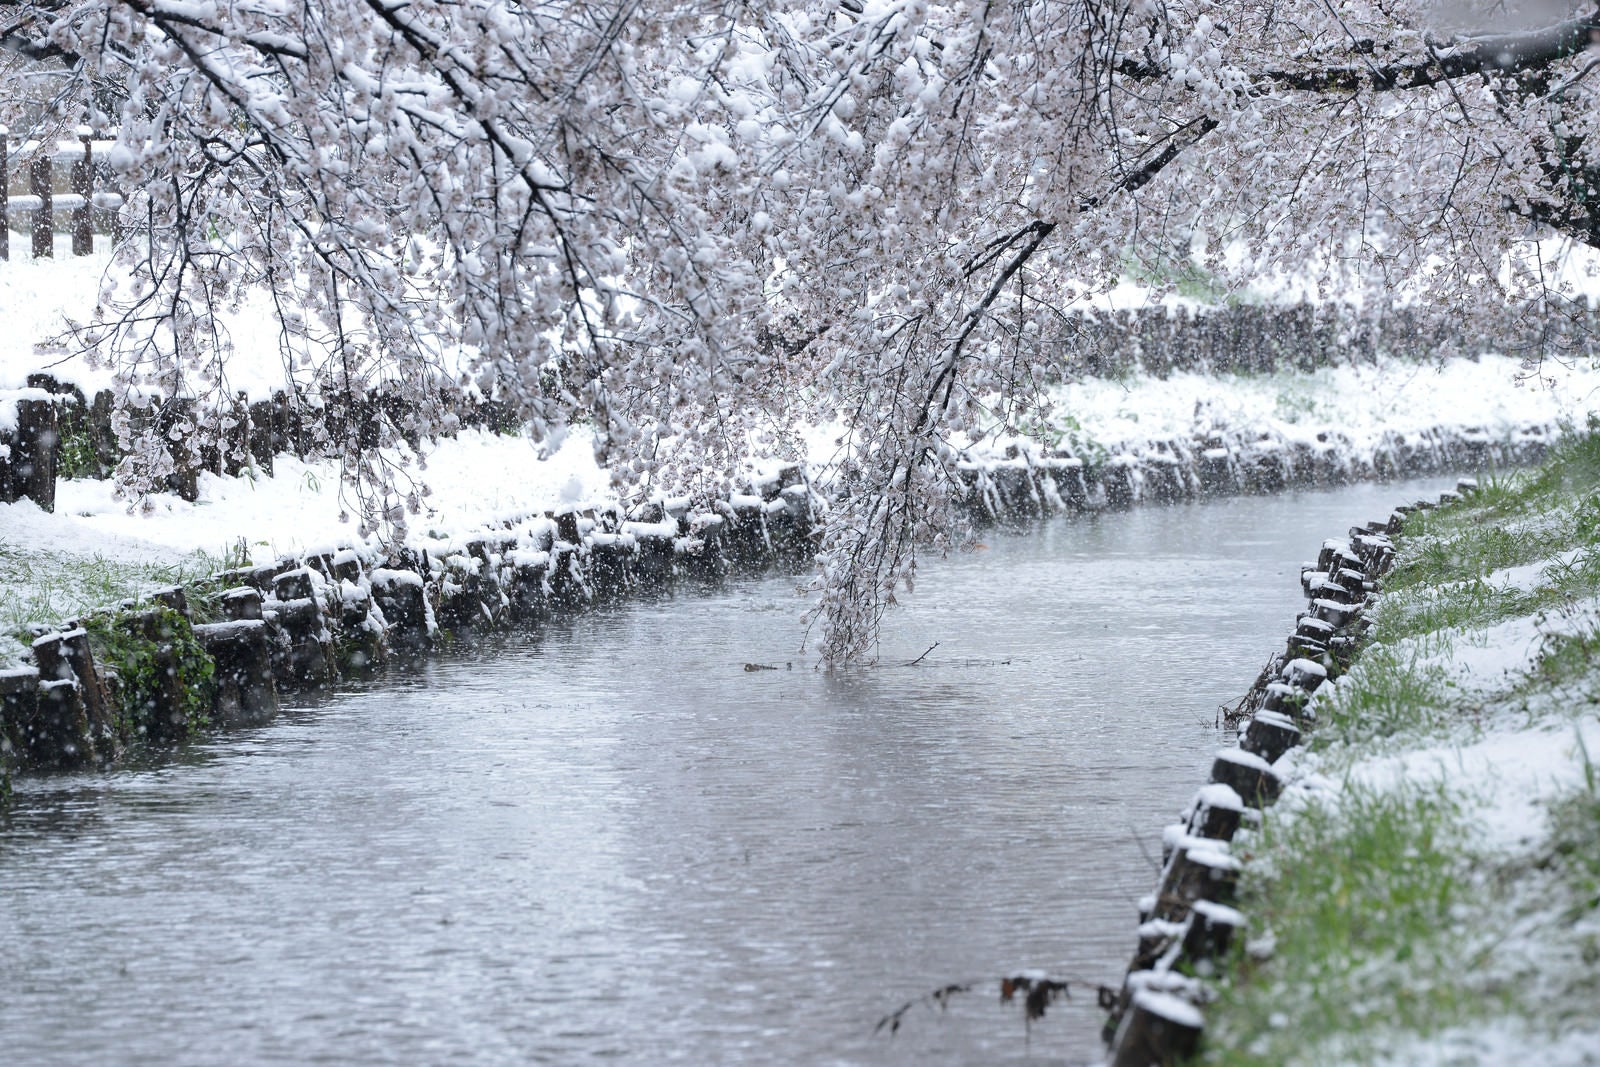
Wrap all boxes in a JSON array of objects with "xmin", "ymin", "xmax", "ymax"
[{"xmin": 7, "ymin": 0, "xmax": 1600, "ymax": 660}]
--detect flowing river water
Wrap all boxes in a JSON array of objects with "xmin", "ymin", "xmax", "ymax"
[{"xmin": 0, "ymin": 477, "xmax": 1459, "ymax": 1065}]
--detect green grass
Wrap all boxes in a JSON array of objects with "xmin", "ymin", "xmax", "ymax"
[
  {"xmin": 0, "ymin": 543, "xmax": 238, "ymax": 664},
  {"xmin": 1310, "ymin": 642, "xmax": 1460, "ymax": 747},
  {"xmin": 1376, "ymin": 574, "xmax": 1536, "ymax": 642},
  {"xmin": 1534, "ymin": 732, "xmax": 1600, "ymax": 1027},
  {"xmin": 1338, "ymin": 426, "xmax": 1600, "ymax": 715},
  {"xmin": 1200, "ymin": 427, "xmax": 1600, "ymax": 1065},
  {"xmin": 1204, "ymin": 781, "xmax": 1499, "ymax": 1066},
  {"xmin": 1545, "ymin": 780, "xmax": 1600, "ymax": 924}
]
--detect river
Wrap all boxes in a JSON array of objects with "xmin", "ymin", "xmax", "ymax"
[{"xmin": 0, "ymin": 477, "xmax": 1457, "ymax": 1065}]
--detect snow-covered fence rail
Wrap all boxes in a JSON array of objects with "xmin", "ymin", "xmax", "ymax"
[
  {"xmin": 0, "ymin": 126, "xmax": 123, "ymax": 261},
  {"xmin": 1098, "ymin": 482, "xmax": 1475, "ymax": 1065}
]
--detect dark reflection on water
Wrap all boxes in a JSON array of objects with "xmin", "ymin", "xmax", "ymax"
[{"xmin": 0, "ymin": 478, "xmax": 1456, "ymax": 1065}]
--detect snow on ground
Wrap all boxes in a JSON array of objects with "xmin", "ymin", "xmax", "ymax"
[
  {"xmin": 1373, "ymin": 1022, "xmax": 1600, "ymax": 1067},
  {"xmin": 1405, "ymin": 610, "xmax": 1552, "ymax": 701},
  {"xmin": 42, "ymin": 427, "xmax": 613, "ymax": 562},
  {"xmin": 1037, "ymin": 354, "xmax": 1600, "ymax": 455},
  {"xmin": 1, "ymin": 245, "xmax": 476, "ymax": 401},
  {"xmin": 0, "ymin": 239, "xmax": 119, "ymax": 395},
  {"xmin": 1218, "ymin": 465, "xmax": 1600, "ymax": 1066},
  {"xmin": 3, "ymin": 242, "xmax": 1590, "ymax": 563},
  {"xmin": 1351, "ymin": 717, "xmax": 1600, "ymax": 854},
  {"xmin": 0, "ymin": 494, "xmax": 181, "ymax": 566},
  {"xmin": 1489, "ymin": 548, "xmax": 1587, "ymax": 595}
]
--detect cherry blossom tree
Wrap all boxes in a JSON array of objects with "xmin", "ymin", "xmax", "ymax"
[{"xmin": 3, "ymin": 0, "xmax": 1598, "ymax": 660}]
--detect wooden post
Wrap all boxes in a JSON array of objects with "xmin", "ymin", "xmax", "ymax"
[
  {"xmin": 58, "ymin": 627, "xmax": 115, "ymax": 760},
  {"xmin": 2, "ymin": 666, "xmax": 40, "ymax": 761},
  {"xmin": 1155, "ymin": 842, "xmax": 1240, "ymax": 921},
  {"xmin": 30, "ymin": 152, "xmax": 51, "ymax": 258},
  {"xmin": 1209, "ymin": 748, "xmax": 1283, "ymax": 808},
  {"xmin": 193, "ymin": 619, "xmax": 279, "ymax": 727},
  {"xmin": 221, "ymin": 586, "xmax": 264, "ymax": 621},
  {"xmin": 1109, "ymin": 990, "xmax": 1203, "ymax": 1067},
  {"xmin": 72, "ymin": 127, "xmax": 93, "ymax": 256},
  {"xmin": 1, "ymin": 125, "xmax": 9, "ymax": 261},
  {"xmin": 120, "ymin": 610, "xmax": 192, "ymax": 742},
  {"xmin": 28, "ymin": 635, "xmax": 96, "ymax": 768},
  {"xmin": 1182, "ymin": 900, "xmax": 1246, "ymax": 967},
  {"xmin": 369, "ymin": 568, "xmax": 430, "ymax": 650},
  {"xmin": 1241, "ymin": 711, "xmax": 1302, "ymax": 764},
  {"xmin": 14, "ymin": 392, "xmax": 59, "ymax": 512}
]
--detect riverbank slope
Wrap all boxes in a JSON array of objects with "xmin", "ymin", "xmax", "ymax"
[{"xmin": 1202, "ymin": 428, "xmax": 1600, "ymax": 1065}]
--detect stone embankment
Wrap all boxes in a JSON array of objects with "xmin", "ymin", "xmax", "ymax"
[
  {"xmin": 1096, "ymin": 479, "xmax": 1478, "ymax": 1066},
  {"xmin": 0, "ymin": 467, "xmax": 820, "ymax": 781},
  {"xmin": 961, "ymin": 419, "xmax": 1547, "ymax": 519}
]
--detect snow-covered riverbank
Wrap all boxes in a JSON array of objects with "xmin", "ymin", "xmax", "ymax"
[
  {"xmin": 5, "ymin": 347, "xmax": 1600, "ymax": 667},
  {"xmin": 1199, "ymin": 434, "xmax": 1600, "ymax": 1066}
]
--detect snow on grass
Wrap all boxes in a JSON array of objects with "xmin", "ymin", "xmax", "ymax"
[
  {"xmin": 1204, "ymin": 432, "xmax": 1600, "ymax": 1066},
  {"xmin": 44, "ymin": 425, "xmax": 612, "ymax": 560},
  {"xmin": 1026, "ymin": 353, "xmax": 1600, "ymax": 460},
  {"xmin": 0, "ymin": 425, "xmax": 613, "ymax": 666},
  {"xmin": 0, "ymin": 499, "xmax": 226, "ymax": 667},
  {"xmin": 1350, "ymin": 719, "xmax": 1600, "ymax": 854},
  {"xmin": 1369, "ymin": 1021, "xmax": 1600, "ymax": 1067}
]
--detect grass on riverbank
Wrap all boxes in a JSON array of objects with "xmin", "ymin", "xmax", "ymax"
[
  {"xmin": 0, "ymin": 542, "xmax": 232, "ymax": 665},
  {"xmin": 1202, "ymin": 427, "xmax": 1600, "ymax": 1066}
]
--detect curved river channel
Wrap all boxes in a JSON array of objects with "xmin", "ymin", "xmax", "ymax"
[{"xmin": 1, "ymin": 477, "xmax": 1458, "ymax": 1066}]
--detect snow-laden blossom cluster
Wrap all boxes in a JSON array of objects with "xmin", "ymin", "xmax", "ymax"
[{"xmin": 3, "ymin": 0, "xmax": 1599, "ymax": 659}]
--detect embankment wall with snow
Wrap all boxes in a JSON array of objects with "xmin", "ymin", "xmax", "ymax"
[
  {"xmin": 0, "ymin": 387, "xmax": 1568, "ymax": 782},
  {"xmin": 1095, "ymin": 485, "xmax": 1466, "ymax": 1064}
]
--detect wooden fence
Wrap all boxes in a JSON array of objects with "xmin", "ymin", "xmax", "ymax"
[{"xmin": 0, "ymin": 125, "xmax": 123, "ymax": 261}]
